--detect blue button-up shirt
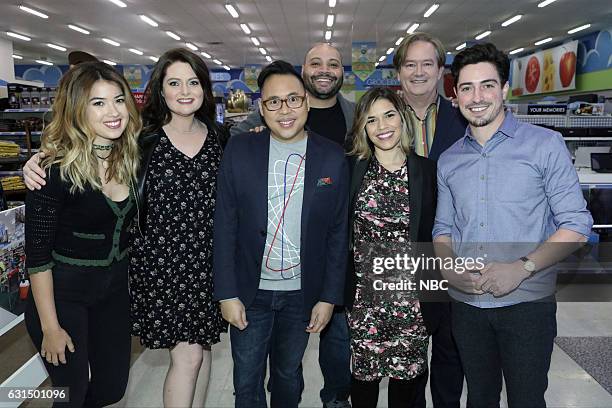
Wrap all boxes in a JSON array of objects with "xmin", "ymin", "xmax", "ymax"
[{"xmin": 433, "ymin": 111, "xmax": 593, "ymax": 307}]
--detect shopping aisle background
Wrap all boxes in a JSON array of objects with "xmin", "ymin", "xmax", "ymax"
[{"xmin": 100, "ymin": 302, "xmax": 612, "ymax": 408}]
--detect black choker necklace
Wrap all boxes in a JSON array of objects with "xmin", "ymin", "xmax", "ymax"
[{"xmin": 93, "ymin": 143, "xmax": 114, "ymax": 151}]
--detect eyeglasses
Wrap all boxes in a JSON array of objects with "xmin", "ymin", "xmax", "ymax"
[{"xmin": 262, "ymin": 94, "xmax": 306, "ymax": 111}]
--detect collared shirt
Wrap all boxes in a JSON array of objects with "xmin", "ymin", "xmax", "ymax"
[
  {"xmin": 433, "ymin": 111, "xmax": 593, "ymax": 308},
  {"xmin": 406, "ymin": 97, "xmax": 439, "ymax": 158}
]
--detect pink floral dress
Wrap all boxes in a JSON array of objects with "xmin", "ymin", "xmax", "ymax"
[{"xmin": 347, "ymin": 157, "xmax": 428, "ymax": 381}]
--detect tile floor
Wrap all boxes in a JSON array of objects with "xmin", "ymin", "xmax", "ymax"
[{"xmin": 109, "ymin": 302, "xmax": 612, "ymax": 408}]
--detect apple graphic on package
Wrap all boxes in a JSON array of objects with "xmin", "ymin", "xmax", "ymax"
[
  {"xmin": 525, "ymin": 56, "xmax": 540, "ymax": 93},
  {"xmin": 559, "ymin": 51, "xmax": 576, "ymax": 88}
]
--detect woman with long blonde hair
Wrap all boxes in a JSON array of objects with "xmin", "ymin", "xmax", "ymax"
[{"xmin": 24, "ymin": 61, "xmax": 141, "ymax": 408}]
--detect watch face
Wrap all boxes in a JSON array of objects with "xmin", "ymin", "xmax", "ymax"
[{"xmin": 524, "ymin": 260, "xmax": 536, "ymax": 273}]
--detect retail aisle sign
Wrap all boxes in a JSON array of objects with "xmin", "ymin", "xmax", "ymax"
[
  {"xmin": 243, "ymin": 65, "xmax": 261, "ymax": 92},
  {"xmin": 352, "ymin": 42, "xmax": 376, "ymax": 82}
]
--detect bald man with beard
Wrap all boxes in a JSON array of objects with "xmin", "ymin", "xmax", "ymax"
[{"xmin": 231, "ymin": 43, "xmax": 355, "ymax": 150}]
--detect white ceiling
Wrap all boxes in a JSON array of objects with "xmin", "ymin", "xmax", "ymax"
[{"xmin": 2, "ymin": 0, "xmax": 612, "ymax": 68}]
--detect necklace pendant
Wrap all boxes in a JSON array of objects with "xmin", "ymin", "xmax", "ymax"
[{"xmin": 102, "ymin": 160, "xmax": 109, "ymax": 169}]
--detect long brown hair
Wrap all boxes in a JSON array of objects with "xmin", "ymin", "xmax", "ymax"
[
  {"xmin": 142, "ymin": 48, "xmax": 215, "ymax": 134},
  {"xmin": 41, "ymin": 61, "xmax": 141, "ymax": 192},
  {"xmin": 348, "ymin": 87, "xmax": 413, "ymax": 160}
]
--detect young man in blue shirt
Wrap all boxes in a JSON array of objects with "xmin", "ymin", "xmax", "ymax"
[{"xmin": 433, "ymin": 43, "xmax": 592, "ymax": 407}]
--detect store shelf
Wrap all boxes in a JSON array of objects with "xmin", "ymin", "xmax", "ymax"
[
  {"xmin": 564, "ymin": 137, "xmax": 612, "ymax": 141},
  {"xmin": 515, "ymin": 115, "xmax": 612, "ymax": 128},
  {"xmin": 0, "ymin": 156, "xmax": 28, "ymax": 165},
  {"xmin": 0, "ymin": 131, "xmax": 42, "ymax": 136},
  {"xmin": 2, "ymin": 109, "xmax": 50, "ymax": 113},
  {"xmin": 3, "ymin": 189, "xmax": 27, "ymax": 196}
]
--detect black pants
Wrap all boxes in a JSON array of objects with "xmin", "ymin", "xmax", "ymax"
[
  {"xmin": 25, "ymin": 259, "xmax": 131, "ymax": 408},
  {"xmin": 351, "ymin": 372, "xmax": 428, "ymax": 408},
  {"xmin": 430, "ymin": 302, "xmax": 464, "ymax": 408},
  {"xmin": 452, "ymin": 297, "xmax": 557, "ymax": 408}
]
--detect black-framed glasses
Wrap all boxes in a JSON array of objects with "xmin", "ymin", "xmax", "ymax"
[{"xmin": 262, "ymin": 94, "xmax": 306, "ymax": 111}]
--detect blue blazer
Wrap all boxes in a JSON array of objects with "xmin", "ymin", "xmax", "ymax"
[
  {"xmin": 427, "ymin": 97, "xmax": 468, "ymax": 162},
  {"xmin": 213, "ymin": 129, "xmax": 349, "ymax": 320}
]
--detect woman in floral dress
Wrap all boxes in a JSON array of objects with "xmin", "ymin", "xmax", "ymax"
[{"xmin": 346, "ymin": 87, "xmax": 438, "ymax": 407}]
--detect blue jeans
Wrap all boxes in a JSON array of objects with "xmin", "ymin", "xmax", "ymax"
[
  {"xmin": 267, "ymin": 307, "xmax": 351, "ymax": 403},
  {"xmin": 319, "ymin": 307, "xmax": 351, "ymax": 402},
  {"xmin": 451, "ymin": 296, "xmax": 557, "ymax": 408},
  {"xmin": 231, "ymin": 289, "xmax": 310, "ymax": 408}
]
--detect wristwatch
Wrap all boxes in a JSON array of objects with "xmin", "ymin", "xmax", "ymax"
[{"xmin": 520, "ymin": 256, "xmax": 536, "ymax": 276}]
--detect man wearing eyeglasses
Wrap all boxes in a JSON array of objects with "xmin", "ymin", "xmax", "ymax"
[
  {"xmin": 214, "ymin": 60, "xmax": 349, "ymax": 408},
  {"xmin": 231, "ymin": 43, "xmax": 354, "ymax": 408}
]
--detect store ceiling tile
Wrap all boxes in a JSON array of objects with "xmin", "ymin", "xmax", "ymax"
[{"xmin": 1, "ymin": 0, "xmax": 611, "ymax": 67}]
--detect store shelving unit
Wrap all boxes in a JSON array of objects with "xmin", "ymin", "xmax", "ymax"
[{"xmin": 0, "ymin": 109, "xmax": 47, "ymax": 202}]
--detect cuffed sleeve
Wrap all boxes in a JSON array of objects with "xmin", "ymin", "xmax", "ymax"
[
  {"xmin": 432, "ymin": 157, "xmax": 454, "ymax": 239},
  {"xmin": 543, "ymin": 133, "xmax": 593, "ymax": 237}
]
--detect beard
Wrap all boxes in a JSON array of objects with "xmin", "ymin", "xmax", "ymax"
[
  {"xmin": 462, "ymin": 103, "xmax": 503, "ymax": 128},
  {"xmin": 303, "ymin": 74, "xmax": 343, "ymax": 100}
]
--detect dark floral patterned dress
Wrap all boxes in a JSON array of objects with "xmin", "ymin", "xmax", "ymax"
[
  {"xmin": 130, "ymin": 128, "xmax": 225, "ymax": 349},
  {"xmin": 347, "ymin": 157, "xmax": 429, "ymax": 381}
]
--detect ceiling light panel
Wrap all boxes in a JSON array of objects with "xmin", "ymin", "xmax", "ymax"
[
  {"xmin": 534, "ymin": 37, "xmax": 552, "ymax": 46},
  {"xmin": 47, "ymin": 43, "xmax": 67, "ymax": 51},
  {"xmin": 139, "ymin": 15, "xmax": 159, "ymax": 27},
  {"xmin": 424, "ymin": 4, "xmax": 439, "ymax": 18},
  {"xmin": 225, "ymin": 4, "xmax": 239, "ymax": 18},
  {"xmin": 68, "ymin": 24, "xmax": 90, "ymax": 35},
  {"xmin": 501, "ymin": 15, "xmax": 522, "ymax": 27},
  {"xmin": 18, "ymin": 5, "xmax": 48, "ymax": 19},
  {"xmin": 7, "ymin": 32, "xmax": 31, "ymax": 41},
  {"xmin": 240, "ymin": 24, "xmax": 251, "ymax": 34},
  {"xmin": 475, "ymin": 31, "xmax": 491, "ymax": 40},
  {"xmin": 406, "ymin": 23, "xmax": 420, "ymax": 34},
  {"xmin": 568, "ymin": 24, "xmax": 591, "ymax": 34},
  {"xmin": 102, "ymin": 38, "xmax": 120, "ymax": 46},
  {"xmin": 537, "ymin": 0, "xmax": 557, "ymax": 7},
  {"xmin": 166, "ymin": 31, "xmax": 181, "ymax": 40},
  {"xmin": 107, "ymin": 0, "xmax": 127, "ymax": 8}
]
